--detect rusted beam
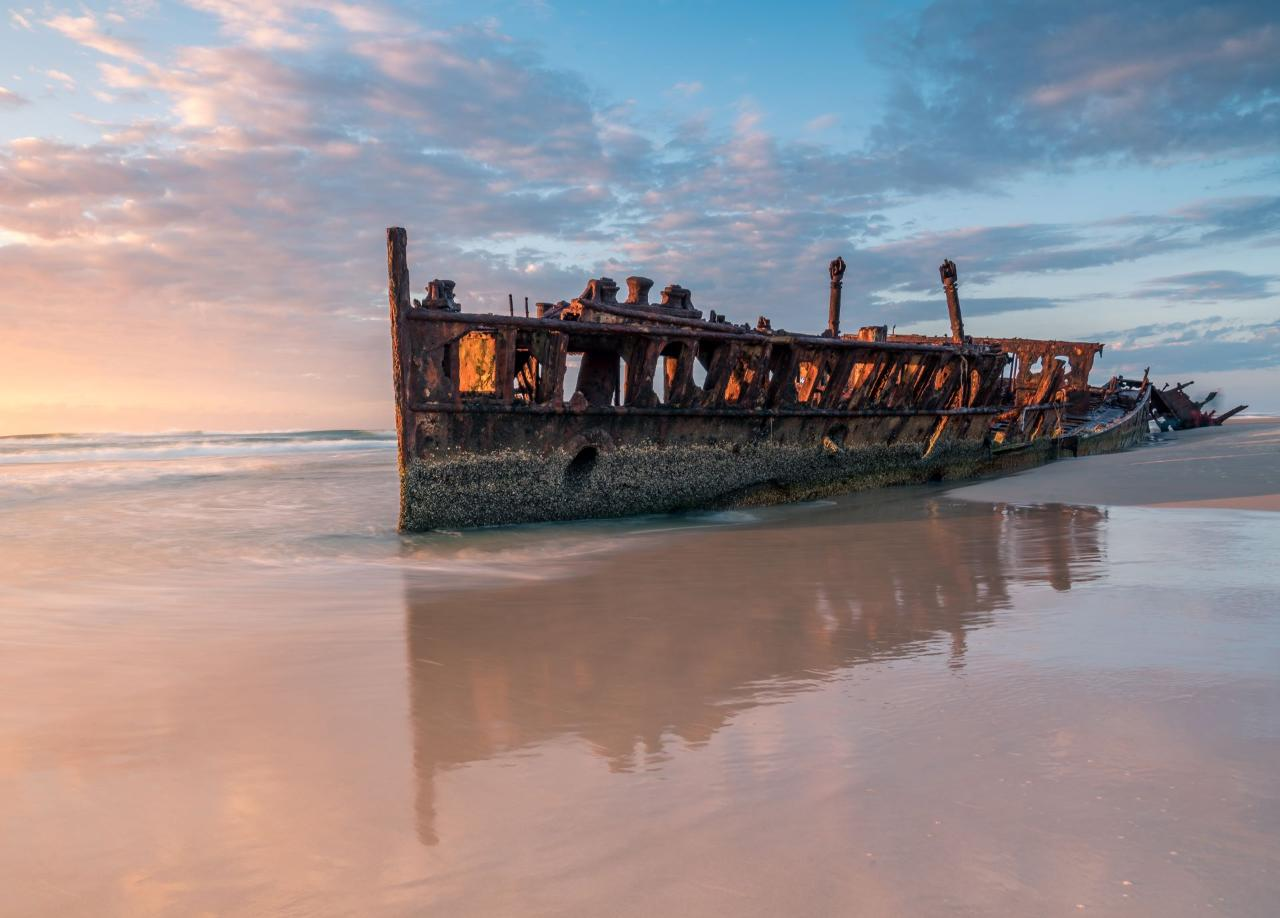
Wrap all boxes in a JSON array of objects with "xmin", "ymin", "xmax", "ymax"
[
  {"xmin": 406, "ymin": 307, "xmax": 1002, "ymax": 356},
  {"xmin": 404, "ymin": 400, "xmax": 1002, "ymax": 418}
]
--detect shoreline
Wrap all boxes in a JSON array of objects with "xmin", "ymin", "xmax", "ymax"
[{"xmin": 948, "ymin": 418, "xmax": 1280, "ymax": 511}]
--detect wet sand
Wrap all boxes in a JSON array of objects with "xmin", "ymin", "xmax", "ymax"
[
  {"xmin": 2, "ymin": 431, "xmax": 1279, "ymax": 916},
  {"xmin": 952, "ymin": 418, "xmax": 1280, "ymax": 511}
]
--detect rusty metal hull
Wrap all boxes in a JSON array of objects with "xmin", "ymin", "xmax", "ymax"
[
  {"xmin": 978, "ymin": 383, "xmax": 1153, "ymax": 478},
  {"xmin": 1070, "ymin": 385, "xmax": 1152, "ymax": 457}
]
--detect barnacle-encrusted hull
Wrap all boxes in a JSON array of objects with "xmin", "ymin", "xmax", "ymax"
[{"xmin": 399, "ymin": 421, "xmax": 995, "ymax": 530}]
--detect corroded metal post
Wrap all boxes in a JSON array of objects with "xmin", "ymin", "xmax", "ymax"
[
  {"xmin": 827, "ymin": 256, "xmax": 846, "ymax": 337},
  {"xmin": 387, "ymin": 227, "xmax": 412, "ymax": 519},
  {"xmin": 939, "ymin": 259, "xmax": 964, "ymax": 343}
]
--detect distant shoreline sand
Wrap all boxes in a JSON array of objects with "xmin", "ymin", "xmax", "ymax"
[{"xmin": 949, "ymin": 417, "xmax": 1280, "ymax": 512}]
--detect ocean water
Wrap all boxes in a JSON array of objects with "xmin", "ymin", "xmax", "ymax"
[{"xmin": 1, "ymin": 431, "xmax": 1278, "ymax": 917}]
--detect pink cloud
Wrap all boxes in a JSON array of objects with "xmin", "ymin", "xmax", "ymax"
[{"xmin": 46, "ymin": 12, "xmax": 146, "ymax": 63}]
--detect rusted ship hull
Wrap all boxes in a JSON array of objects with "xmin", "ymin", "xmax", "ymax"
[
  {"xmin": 391, "ymin": 302, "xmax": 1005, "ymax": 529},
  {"xmin": 976, "ymin": 381, "xmax": 1153, "ymax": 477},
  {"xmin": 1069, "ymin": 384, "xmax": 1153, "ymax": 457},
  {"xmin": 387, "ymin": 228, "xmax": 1157, "ymax": 530}
]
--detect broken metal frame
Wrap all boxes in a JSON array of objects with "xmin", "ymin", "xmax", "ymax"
[
  {"xmin": 1150, "ymin": 380, "xmax": 1248, "ymax": 430},
  {"xmin": 388, "ymin": 228, "xmax": 1014, "ymax": 475}
]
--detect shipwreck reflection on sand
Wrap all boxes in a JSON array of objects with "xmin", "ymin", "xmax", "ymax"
[{"xmin": 403, "ymin": 497, "xmax": 1106, "ymax": 845}]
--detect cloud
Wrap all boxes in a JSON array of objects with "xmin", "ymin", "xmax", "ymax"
[
  {"xmin": 46, "ymin": 13, "xmax": 146, "ymax": 63},
  {"xmin": 1135, "ymin": 270, "xmax": 1276, "ymax": 302},
  {"xmin": 1092, "ymin": 316, "xmax": 1280, "ymax": 375},
  {"xmin": 22, "ymin": 2, "xmax": 1270, "ymax": 310},
  {"xmin": 181, "ymin": 0, "xmax": 406, "ymax": 50},
  {"xmin": 0, "ymin": 16, "xmax": 648, "ymax": 351},
  {"xmin": 842, "ymin": 196, "xmax": 1280, "ymax": 309},
  {"xmin": 45, "ymin": 69, "xmax": 76, "ymax": 90},
  {"xmin": 804, "ymin": 113, "xmax": 839, "ymax": 132},
  {"xmin": 876, "ymin": 296, "xmax": 1062, "ymax": 327},
  {"xmin": 670, "ymin": 81, "xmax": 703, "ymax": 97},
  {"xmin": 9, "ymin": 10, "xmax": 33, "ymax": 30},
  {"xmin": 870, "ymin": 0, "xmax": 1280, "ymax": 182},
  {"xmin": 1186, "ymin": 195, "xmax": 1280, "ymax": 245},
  {"xmin": 0, "ymin": 87, "xmax": 29, "ymax": 108}
]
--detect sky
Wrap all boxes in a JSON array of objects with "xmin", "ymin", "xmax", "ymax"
[{"xmin": 0, "ymin": 0, "xmax": 1277, "ymax": 434}]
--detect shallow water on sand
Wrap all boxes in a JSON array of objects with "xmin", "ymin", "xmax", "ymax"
[{"xmin": 2, "ymin": 432, "xmax": 1278, "ymax": 917}]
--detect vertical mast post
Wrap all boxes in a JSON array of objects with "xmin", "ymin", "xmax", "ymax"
[
  {"xmin": 940, "ymin": 259, "xmax": 965, "ymax": 343},
  {"xmin": 387, "ymin": 227, "xmax": 412, "ymax": 508},
  {"xmin": 827, "ymin": 256, "xmax": 846, "ymax": 337}
]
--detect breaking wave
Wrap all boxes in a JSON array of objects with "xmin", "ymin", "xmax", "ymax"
[{"xmin": 0, "ymin": 429, "xmax": 396, "ymax": 465}]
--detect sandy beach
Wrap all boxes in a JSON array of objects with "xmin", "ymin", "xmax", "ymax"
[
  {"xmin": 1, "ymin": 428, "xmax": 1278, "ymax": 917},
  {"xmin": 951, "ymin": 418, "xmax": 1280, "ymax": 511}
]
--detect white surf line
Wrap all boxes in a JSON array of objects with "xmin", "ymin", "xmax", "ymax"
[{"xmin": 1133, "ymin": 450, "xmax": 1280, "ymax": 465}]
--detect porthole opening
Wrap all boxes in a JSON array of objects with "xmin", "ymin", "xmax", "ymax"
[{"xmin": 565, "ymin": 446, "xmax": 599, "ymax": 488}]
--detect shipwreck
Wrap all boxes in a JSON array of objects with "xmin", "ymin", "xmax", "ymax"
[{"xmin": 386, "ymin": 227, "xmax": 1161, "ymax": 530}]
